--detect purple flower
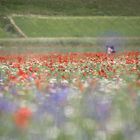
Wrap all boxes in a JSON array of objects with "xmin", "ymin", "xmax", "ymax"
[
  {"xmin": 0, "ymin": 97, "xmax": 17, "ymax": 113},
  {"xmin": 83, "ymin": 92, "xmax": 112, "ymax": 131},
  {"xmin": 95, "ymin": 98, "xmax": 111, "ymax": 121},
  {"xmin": 0, "ymin": 85, "xmax": 4, "ymax": 91},
  {"xmin": 35, "ymin": 86, "xmax": 69, "ymax": 127},
  {"xmin": 9, "ymin": 83, "xmax": 18, "ymax": 95}
]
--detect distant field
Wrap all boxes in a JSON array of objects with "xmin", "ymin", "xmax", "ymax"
[
  {"xmin": 0, "ymin": 15, "xmax": 140, "ymax": 52},
  {"xmin": 0, "ymin": 37, "xmax": 140, "ymax": 53},
  {"xmin": 13, "ymin": 16, "xmax": 140, "ymax": 37},
  {"xmin": 0, "ymin": 0, "xmax": 140, "ymax": 16}
]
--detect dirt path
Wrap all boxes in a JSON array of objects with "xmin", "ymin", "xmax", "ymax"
[
  {"xmin": 11, "ymin": 14, "xmax": 140, "ymax": 19},
  {"xmin": 8, "ymin": 16, "xmax": 27, "ymax": 38},
  {"xmin": 0, "ymin": 37, "xmax": 140, "ymax": 41}
]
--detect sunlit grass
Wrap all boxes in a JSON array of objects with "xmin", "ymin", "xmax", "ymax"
[{"xmin": 13, "ymin": 16, "xmax": 140, "ymax": 37}]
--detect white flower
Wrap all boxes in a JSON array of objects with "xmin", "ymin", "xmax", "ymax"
[
  {"xmin": 61, "ymin": 79, "xmax": 69, "ymax": 84},
  {"xmin": 49, "ymin": 78, "xmax": 57, "ymax": 84}
]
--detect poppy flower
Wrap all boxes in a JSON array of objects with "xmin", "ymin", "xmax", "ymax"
[{"xmin": 14, "ymin": 107, "xmax": 32, "ymax": 129}]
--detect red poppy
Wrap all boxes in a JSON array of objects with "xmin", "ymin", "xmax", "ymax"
[{"xmin": 14, "ymin": 107, "xmax": 32, "ymax": 129}]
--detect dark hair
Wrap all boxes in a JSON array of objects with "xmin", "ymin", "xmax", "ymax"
[
  {"xmin": 110, "ymin": 46, "xmax": 114, "ymax": 50},
  {"xmin": 110, "ymin": 46, "xmax": 116, "ymax": 53},
  {"xmin": 106, "ymin": 45, "xmax": 116, "ymax": 53}
]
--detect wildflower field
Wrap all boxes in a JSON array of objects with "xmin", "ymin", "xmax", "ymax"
[
  {"xmin": 0, "ymin": 51, "xmax": 140, "ymax": 140},
  {"xmin": 0, "ymin": 0, "xmax": 140, "ymax": 139}
]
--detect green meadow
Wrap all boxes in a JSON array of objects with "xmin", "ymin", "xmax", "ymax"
[
  {"xmin": 0, "ymin": 0, "xmax": 139, "ymax": 52},
  {"xmin": 0, "ymin": 27, "xmax": 8, "ymax": 38},
  {"xmin": 0, "ymin": 0, "xmax": 140, "ymax": 16},
  {"xmin": 13, "ymin": 16, "xmax": 140, "ymax": 37}
]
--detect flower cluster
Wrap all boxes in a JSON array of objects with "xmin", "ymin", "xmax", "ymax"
[{"xmin": 0, "ymin": 51, "xmax": 139, "ymax": 140}]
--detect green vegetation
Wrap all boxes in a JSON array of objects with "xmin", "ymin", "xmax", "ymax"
[
  {"xmin": 0, "ymin": 27, "xmax": 9, "ymax": 38},
  {"xmin": 0, "ymin": 0, "xmax": 139, "ymax": 51},
  {"xmin": 0, "ymin": 0, "xmax": 140, "ymax": 16},
  {"xmin": 13, "ymin": 16, "xmax": 140, "ymax": 37},
  {"xmin": 0, "ymin": 38, "xmax": 140, "ymax": 53},
  {"xmin": 0, "ymin": 16, "xmax": 10, "ymax": 37},
  {"xmin": 0, "ymin": 16, "xmax": 22, "ymax": 38}
]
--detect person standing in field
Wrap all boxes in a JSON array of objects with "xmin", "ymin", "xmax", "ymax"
[{"xmin": 106, "ymin": 46, "xmax": 116, "ymax": 54}]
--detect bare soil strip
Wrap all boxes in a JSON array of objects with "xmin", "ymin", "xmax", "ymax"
[
  {"xmin": 0, "ymin": 37, "xmax": 140, "ymax": 41},
  {"xmin": 11, "ymin": 14, "xmax": 140, "ymax": 19},
  {"xmin": 8, "ymin": 16, "xmax": 27, "ymax": 38}
]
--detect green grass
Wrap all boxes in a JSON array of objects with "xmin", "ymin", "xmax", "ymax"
[
  {"xmin": 0, "ymin": 17, "xmax": 9, "ymax": 37},
  {"xmin": 0, "ymin": 16, "xmax": 22, "ymax": 38},
  {"xmin": 0, "ymin": 38, "xmax": 140, "ymax": 53},
  {"xmin": 13, "ymin": 16, "xmax": 140, "ymax": 37},
  {"xmin": 0, "ymin": 26, "xmax": 10, "ymax": 38},
  {"xmin": 0, "ymin": 0, "xmax": 140, "ymax": 16}
]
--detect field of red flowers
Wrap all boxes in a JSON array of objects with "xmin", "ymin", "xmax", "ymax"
[
  {"xmin": 0, "ymin": 51, "xmax": 140, "ymax": 140},
  {"xmin": 1, "ymin": 52, "xmax": 139, "ymax": 83}
]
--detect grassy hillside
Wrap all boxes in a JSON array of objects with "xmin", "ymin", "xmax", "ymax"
[
  {"xmin": 0, "ymin": 27, "xmax": 9, "ymax": 37},
  {"xmin": 13, "ymin": 16, "xmax": 140, "ymax": 37},
  {"xmin": 0, "ymin": 20, "xmax": 11, "ymax": 38},
  {"xmin": 0, "ymin": 16, "xmax": 22, "ymax": 38},
  {"xmin": 0, "ymin": 0, "xmax": 140, "ymax": 16}
]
